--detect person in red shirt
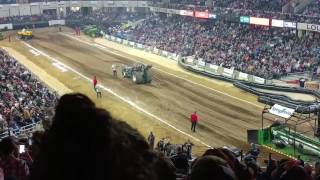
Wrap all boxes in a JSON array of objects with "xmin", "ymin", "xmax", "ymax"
[
  {"xmin": 190, "ymin": 112, "xmax": 198, "ymax": 132},
  {"xmin": 93, "ymin": 76, "xmax": 97, "ymax": 89}
]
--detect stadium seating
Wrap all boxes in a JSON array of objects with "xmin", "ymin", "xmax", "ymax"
[{"xmin": 0, "ymin": 49, "xmax": 57, "ymax": 138}]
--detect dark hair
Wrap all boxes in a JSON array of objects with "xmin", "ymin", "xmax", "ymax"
[
  {"xmin": 29, "ymin": 93, "xmax": 174, "ymax": 180},
  {"xmin": 190, "ymin": 155, "xmax": 237, "ymax": 180},
  {"xmin": 0, "ymin": 137, "xmax": 17, "ymax": 156}
]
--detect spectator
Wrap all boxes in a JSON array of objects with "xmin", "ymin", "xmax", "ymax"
[
  {"xmin": 148, "ymin": 131, "xmax": 155, "ymax": 149},
  {"xmin": 0, "ymin": 137, "xmax": 29, "ymax": 180},
  {"xmin": 190, "ymin": 155, "xmax": 237, "ymax": 180},
  {"xmin": 29, "ymin": 93, "xmax": 176, "ymax": 180}
]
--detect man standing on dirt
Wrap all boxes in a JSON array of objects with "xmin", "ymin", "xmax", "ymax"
[
  {"xmin": 190, "ymin": 112, "xmax": 198, "ymax": 132},
  {"xmin": 147, "ymin": 131, "xmax": 155, "ymax": 149},
  {"xmin": 112, "ymin": 64, "xmax": 117, "ymax": 77},
  {"xmin": 93, "ymin": 76, "xmax": 97, "ymax": 89}
]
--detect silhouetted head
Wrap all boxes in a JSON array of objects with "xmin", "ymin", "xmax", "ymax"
[{"xmin": 29, "ymin": 93, "xmax": 175, "ymax": 180}]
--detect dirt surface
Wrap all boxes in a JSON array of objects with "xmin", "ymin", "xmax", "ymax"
[{"xmin": 0, "ymin": 27, "xmax": 279, "ymax": 155}]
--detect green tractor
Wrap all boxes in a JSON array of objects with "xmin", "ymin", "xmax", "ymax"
[
  {"xmin": 83, "ymin": 25, "xmax": 102, "ymax": 38},
  {"xmin": 122, "ymin": 63, "xmax": 152, "ymax": 84}
]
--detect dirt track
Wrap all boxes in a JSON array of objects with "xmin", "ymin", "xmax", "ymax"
[
  {"xmin": 34, "ymin": 29, "xmax": 264, "ymax": 146},
  {"xmin": 1, "ymin": 28, "xmax": 268, "ymax": 151}
]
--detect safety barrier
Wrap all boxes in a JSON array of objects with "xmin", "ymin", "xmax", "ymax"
[
  {"xmin": 0, "ymin": 122, "xmax": 41, "ymax": 140},
  {"xmin": 105, "ymin": 34, "xmax": 182, "ymax": 62},
  {"xmin": 178, "ymin": 59, "xmax": 320, "ymax": 113}
]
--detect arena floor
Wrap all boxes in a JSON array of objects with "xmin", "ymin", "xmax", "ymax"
[{"xmin": 1, "ymin": 27, "xmax": 277, "ymax": 155}]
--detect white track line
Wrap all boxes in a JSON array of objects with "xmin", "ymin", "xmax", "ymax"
[
  {"xmin": 63, "ymin": 34, "xmax": 263, "ymax": 108},
  {"xmin": 21, "ymin": 41, "xmax": 212, "ymax": 148}
]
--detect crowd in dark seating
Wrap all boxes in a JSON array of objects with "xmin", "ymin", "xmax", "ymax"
[
  {"xmin": 0, "ymin": 93, "xmax": 320, "ymax": 180},
  {"xmin": 154, "ymin": 1, "xmax": 320, "ymax": 24},
  {"xmin": 0, "ymin": 14, "xmax": 57, "ymax": 25},
  {"xmin": 302, "ymin": 0, "xmax": 320, "ymax": 17},
  {"xmin": 0, "ymin": 49, "xmax": 58, "ymax": 134},
  {"xmin": 124, "ymin": 15, "xmax": 319, "ymax": 79}
]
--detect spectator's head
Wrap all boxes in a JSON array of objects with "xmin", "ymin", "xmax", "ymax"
[
  {"xmin": 190, "ymin": 155, "xmax": 237, "ymax": 180},
  {"xmin": 0, "ymin": 137, "xmax": 18, "ymax": 158},
  {"xmin": 280, "ymin": 165, "xmax": 311, "ymax": 180},
  {"xmin": 29, "ymin": 93, "xmax": 174, "ymax": 180}
]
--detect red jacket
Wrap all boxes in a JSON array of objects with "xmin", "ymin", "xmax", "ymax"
[
  {"xmin": 93, "ymin": 78, "xmax": 97, "ymax": 86},
  {"xmin": 191, "ymin": 113, "xmax": 198, "ymax": 122}
]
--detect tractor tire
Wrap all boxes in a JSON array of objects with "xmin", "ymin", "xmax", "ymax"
[
  {"xmin": 132, "ymin": 72, "xmax": 143, "ymax": 84},
  {"xmin": 145, "ymin": 70, "xmax": 152, "ymax": 83}
]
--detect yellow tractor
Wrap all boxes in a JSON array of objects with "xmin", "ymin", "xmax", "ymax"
[{"xmin": 17, "ymin": 29, "xmax": 33, "ymax": 39}]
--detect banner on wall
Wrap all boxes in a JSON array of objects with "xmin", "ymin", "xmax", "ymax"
[
  {"xmin": 253, "ymin": 76, "xmax": 265, "ymax": 84},
  {"xmin": 222, "ymin": 68, "xmax": 234, "ymax": 78},
  {"xmin": 240, "ymin": 16, "xmax": 250, "ymax": 23},
  {"xmin": 209, "ymin": 64, "xmax": 219, "ymax": 72},
  {"xmin": 48, "ymin": 20, "xmax": 65, "ymax": 26},
  {"xmin": 0, "ymin": 23, "xmax": 13, "ymax": 30},
  {"xmin": 198, "ymin": 60, "xmax": 205, "ymax": 66},
  {"xmin": 297, "ymin": 23, "xmax": 320, "ymax": 32},
  {"xmin": 271, "ymin": 19, "xmax": 284, "ymax": 27},
  {"xmin": 269, "ymin": 104, "xmax": 295, "ymax": 118},
  {"xmin": 249, "ymin": 17, "xmax": 270, "ymax": 26},
  {"xmin": 283, "ymin": 21, "xmax": 296, "ymax": 28},
  {"xmin": 180, "ymin": 10, "xmax": 194, "ymax": 16},
  {"xmin": 208, "ymin": 13, "xmax": 217, "ymax": 19},
  {"xmin": 238, "ymin": 72, "xmax": 248, "ymax": 81},
  {"xmin": 195, "ymin": 11, "xmax": 209, "ymax": 19}
]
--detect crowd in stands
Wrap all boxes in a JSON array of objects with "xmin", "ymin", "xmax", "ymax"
[
  {"xmin": 0, "ymin": 49, "xmax": 58, "ymax": 135},
  {"xmin": 0, "ymin": 92, "xmax": 320, "ymax": 180},
  {"xmin": 303, "ymin": 0, "xmax": 320, "ymax": 17},
  {"xmin": 125, "ymin": 15, "xmax": 319, "ymax": 79},
  {"xmin": 0, "ymin": 14, "xmax": 57, "ymax": 25},
  {"xmin": 154, "ymin": 0, "xmax": 320, "ymax": 24}
]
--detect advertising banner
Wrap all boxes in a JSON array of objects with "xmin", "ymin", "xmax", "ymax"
[
  {"xmin": 129, "ymin": 41, "xmax": 135, "ymax": 46},
  {"xmin": 209, "ymin": 64, "xmax": 219, "ymax": 72},
  {"xmin": 111, "ymin": 36, "xmax": 116, "ymax": 41},
  {"xmin": 208, "ymin": 13, "xmax": 217, "ymax": 19},
  {"xmin": 271, "ymin": 19, "xmax": 284, "ymax": 27},
  {"xmin": 198, "ymin": 60, "xmax": 205, "ymax": 67},
  {"xmin": 167, "ymin": 8, "xmax": 180, "ymax": 15},
  {"xmin": 0, "ymin": 23, "xmax": 12, "ymax": 30},
  {"xmin": 297, "ymin": 23, "xmax": 320, "ymax": 32},
  {"xmin": 180, "ymin": 10, "xmax": 194, "ymax": 16},
  {"xmin": 48, "ymin": 20, "xmax": 65, "ymax": 26},
  {"xmin": 238, "ymin": 72, "xmax": 248, "ymax": 81},
  {"xmin": 269, "ymin": 104, "xmax": 295, "ymax": 118},
  {"xmin": 162, "ymin": 51, "xmax": 168, "ymax": 56},
  {"xmin": 186, "ymin": 57, "xmax": 194, "ymax": 64},
  {"xmin": 137, "ymin": 43, "xmax": 143, "ymax": 48},
  {"xmin": 250, "ymin": 17, "xmax": 270, "ymax": 26},
  {"xmin": 123, "ymin": 40, "xmax": 128, "ymax": 45},
  {"xmin": 240, "ymin": 16, "xmax": 250, "ymax": 23},
  {"xmin": 116, "ymin": 38, "xmax": 122, "ymax": 42},
  {"xmin": 283, "ymin": 21, "xmax": 296, "ymax": 28},
  {"xmin": 253, "ymin": 76, "xmax": 265, "ymax": 84},
  {"xmin": 195, "ymin": 11, "xmax": 209, "ymax": 19},
  {"xmin": 222, "ymin": 68, "xmax": 234, "ymax": 78},
  {"xmin": 153, "ymin": 47, "xmax": 159, "ymax": 54}
]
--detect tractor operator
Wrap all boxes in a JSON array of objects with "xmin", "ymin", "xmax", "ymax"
[{"xmin": 112, "ymin": 64, "xmax": 117, "ymax": 77}]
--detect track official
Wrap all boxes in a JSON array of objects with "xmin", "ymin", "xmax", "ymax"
[
  {"xmin": 112, "ymin": 64, "xmax": 117, "ymax": 77},
  {"xmin": 93, "ymin": 76, "xmax": 97, "ymax": 89},
  {"xmin": 190, "ymin": 112, "xmax": 198, "ymax": 132}
]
